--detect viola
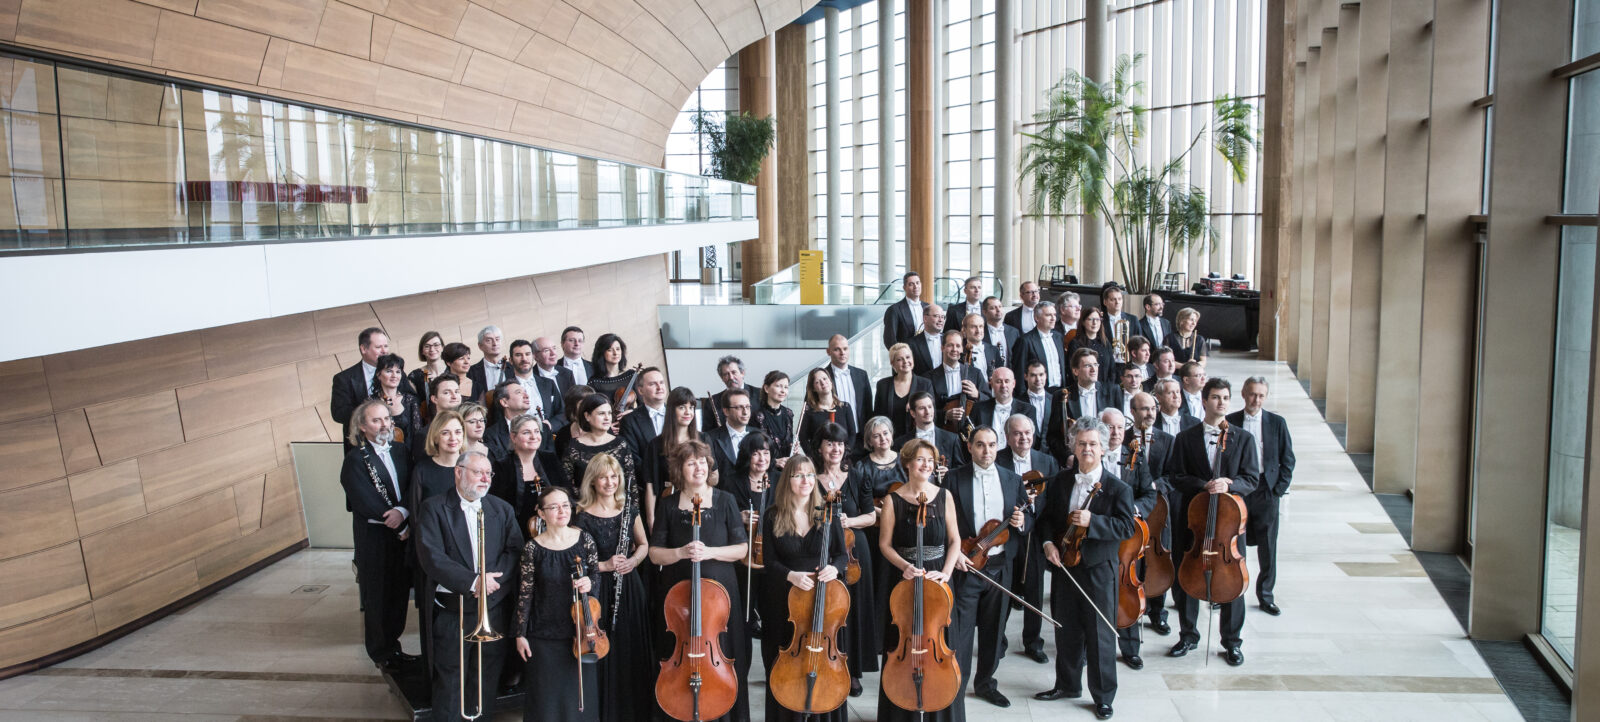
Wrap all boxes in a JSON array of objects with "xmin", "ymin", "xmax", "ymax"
[
  {"xmin": 881, "ymin": 491, "xmax": 960, "ymax": 713},
  {"xmin": 612, "ymin": 363, "xmax": 646, "ymax": 415},
  {"xmin": 1115, "ymin": 517, "xmax": 1149, "ymax": 628},
  {"xmin": 1057, "ymin": 482, "xmax": 1103, "ymax": 567},
  {"xmin": 570, "ymin": 555, "xmax": 611, "ymax": 660},
  {"xmin": 1177, "ymin": 421, "xmax": 1250, "ymax": 604},
  {"xmin": 656, "ymin": 495, "xmax": 738, "ymax": 722},
  {"xmin": 959, "ymin": 477, "xmax": 1044, "ymax": 571},
  {"xmin": 769, "ymin": 492, "xmax": 851, "ymax": 715}
]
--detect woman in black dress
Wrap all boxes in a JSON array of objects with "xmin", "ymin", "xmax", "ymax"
[
  {"xmin": 1164, "ymin": 307, "xmax": 1209, "ymax": 366},
  {"xmin": 874, "ymin": 344, "xmax": 934, "ymax": 438},
  {"xmin": 372, "ymin": 354, "xmax": 419, "ymax": 444},
  {"xmin": 875, "ymin": 438, "xmax": 962, "ymax": 722},
  {"xmin": 811, "ymin": 423, "xmax": 880, "ymax": 694},
  {"xmin": 514, "ymin": 486, "xmax": 601, "ymax": 722},
  {"xmin": 587, "ymin": 333, "xmax": 636, "ymax": 400},
  {"xmin": 853, "ymin": 417, "xmax": 905, "ymax": 655},
  {"xmin": 758, "ymin": 455, "xmax": 849, "ymax": 722},
  {"xmin": 407, "ymin": 408, "xmax": 463, "ymax": 671},
  {"xmin": 553, "ymin": 385, "xmax": 595, "ymax": 473},
  {"xmin": 648, "ymin": 440, "xmax": 751, "ymax": 722},
  {"xmin": 442, "ymin": 342, "xmax": 478, "ymax": 402},
  {"xmin": 756, "ymin": 371, "xmax": 797, "ymax": 468},
  {"xmin": 573, "ymin": 452, "xmax": 653, "ymax": 722},
  {"xmin": 797, "ymin": 368, "xmax": 858, "ymax": 458},
  {"xmin": 726, "ymin": 432, "xmax": 776, "ymax": 644},
  {"xmin": 1068, "ymin": 307, "xmax": 1115, "ymax": 384},
  {"xmin": 560, "ymin": 393, "xmax": 639, "ymax": 513},
  {"xmin": 409, "ymin": 331, "xmax": 446, "ymax": 423},
  {"xmin": 491, "ymin": 414, "xmax": 552, "ymax": 535},
  {"xmin": 642, "ymin": 387, "xmax": 700, "ymax": 531}
]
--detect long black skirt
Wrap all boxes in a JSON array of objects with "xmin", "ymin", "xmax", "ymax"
[
  {"xmin": 524, "ymin": 637, "xmax": 598, "ymax": 722},
  {"xmin": 596, "ymin": 567, "xmax": 654, "ymax": 722}
]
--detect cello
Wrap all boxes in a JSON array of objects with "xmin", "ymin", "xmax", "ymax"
[
  {"xmin": 657, "ymin": 495, "xmax": 739, "ymax": 722},
  {"xmin": 1134, "ymin": 431, "xmax": 1176, "ymax": 597},
  {"xmin": 768, "ymin": 491, "xmax": 851, "ymax": 715},
  {"xmin": 1115, "ymin": 517, "xmax": 1149, "ymax": 629},
  {"xmin": 881, "ymin": 491, "xmax": 961, "ymax": 713},
  {"xmin": 570, "ymin": 555, "xmax": 609, "ymax": 713},
  {"xmin": 1177, "ymin": 419, "xmax": 1250, "ymax": 654}
]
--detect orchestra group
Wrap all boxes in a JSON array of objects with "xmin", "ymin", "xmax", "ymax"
[{"xmin": 333, "ymin": 273, "xmax": 1296, "ymax": 722}]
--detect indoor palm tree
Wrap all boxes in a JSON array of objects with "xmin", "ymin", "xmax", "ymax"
[
  {"xmin": 1021, "ymin": 53, "xmax": 1256, "ymax": 293},
  {"xmin": 690, "ymin": 109, "xmax": 776, "ymax": 185}
]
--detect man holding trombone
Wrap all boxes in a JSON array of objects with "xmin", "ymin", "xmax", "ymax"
[{"xmin": 416, "ymin": 449, "xmax": 523, "ymax": 720}]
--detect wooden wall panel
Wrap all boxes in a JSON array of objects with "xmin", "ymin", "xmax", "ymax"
[
  {"xmin": 199, "ymin": 313, "xmax": 319, "ymax": 380},
  {"xmin": 67, "ymin": 460, "xmax": 145, "ymax": 535},
  {"xmin": 0, "ymin": 415, "xmax": 65, "ymax": 492},
  {"xmin": 42, "ymin": 332, "xmax": 207, "ymax": 412},
  {"xmin": 431, "ymin": 285, "xmax": 491, "ymax": 331},
  {"xmin": 176, "ymin": 364, "xmax": 303, "ymax": 440},
  {"xmin": 80, "ymin": 486, "xmax": 237, "ymax": 595},
  {"xmin": 137, "ymin": 420, "xmax": 276, "ymax": 512},
  {"xmin": 0, "ymin": 358, "xmax": 52, "ymax": 424},
  {"xmin": 258, "ymin": 464, "xmax": 301, "ymax": 529},
  {"xmin": 482, "ymin": 277, "xmax": 536, "ymax": 320},
  {"xmin": 312, "ymin": 304, "xmax": 381, "ymax": 357},
  {"xmin": 232, "ymin": 474, "xmax": 264, "ymax": 533},
  {"xmin": 0, "ymin": 604, "xmax": 96, "ymax": 669},
  {"xmin": 0, "ymin": 479, "xmax": 79, "ymax": 560},
  {"xmin": 269, "ymin": 407, "xmax": 328, "ymax": 467},
  {"xmin": 83, "ymin": 390, "xmax": 184, "ymax": 464},
  {"xmin": 295, "ymin": 355, "xmax": 341, "ymax": 407},
  {"xmin": 89, "ymin": 559, "xmax": 197, "ymax": 633},
  {"xmin": 53, "ymin": 410, "xmax": 100, "ymax": 474},
  {"xmin": 194, "ymin": 514, "xmax": 302, "ymax": 587},
  {"xmin": 0, "ymin": 543, "xmax": 90, "ymax": 629}
]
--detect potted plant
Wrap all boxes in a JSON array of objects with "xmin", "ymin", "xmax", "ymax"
[
  {"xmin": 1020, "ymin": 53, "xmax": 1256, "ymax": 294},
  {"xmin": 691, "ymin": 110, "xmax": 776, "ymax": 185}
]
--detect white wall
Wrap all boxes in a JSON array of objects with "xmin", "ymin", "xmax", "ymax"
[{"xmin": 0, "ymin": 221, "xmax": 755, "ymax": 361}]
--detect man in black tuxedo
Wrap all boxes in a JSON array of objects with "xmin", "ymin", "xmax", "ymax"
[
  {"xmin": 467, "ymin": 325, "xmax": 510, "ymax": 398},
  {"xmin": 927, "ymin": 329, "xmax": 991, "ymax": 430},
  {"xmin": 1064, "ymin": 348, "xmax": 1125, "ymax": 424},
  {"xmin": 1178, "ymin": 362, "xmax": 1207, "ymax": 418},
  {"xmin": 982, "ymin": 296, "xmax": 1022, "ymax": 368},
  {"xmin": 1019, "ymin": 361, "xmax": 1059, "ymax": 458},
  {"xmin": 1034, "ymin": 416, "xmax": 1135, "ymax": 720},
  {"xmin": 1153, "ymin": 379, "xmax": 1200, "ymax": 440},
  {"xmin": 1101, "ymin": 284, "xmax": 1138, "ymax": 359},
  {"xmin": 1123, "ymin": 336, "xmax": 1154, "ymax": 389},
  {"xmin": 532, "ymin": 336, "xmax": 576, "ymax": 396},
  {"xmin": 882, "ymin": 271, "xmax": 928, "ymax": 349},
  {"xmin": 997, "ymin": 412, "xmax": 1057, "ymax": 664},
  {"xmin": 618, "ymin": 367, "xmax": 669, "ymax": 455},
  {"xmin": 825, "ymin": 334, "xmax": 873, "ymax": 431},
  {"xmin": 972, "ymin": 367, "xmax": 1035, "ymax": 441},
  {"xmin": 1127, "ymin": 390, "xmax": 1176, "ymax": 635},
  {"xmin": 1003, "ymin": 280, "xmax": 1042, "ymax": 335},
  {"xmin": 559, "ymin": 326, "xmax": 593, "ymax": 386},
  {"xmin": 947, "ymin": 427, "xmax": 1033, "ymax": 708},
  {"xmin": 340, "ymin": 399, "xmax": 415, "ymax": 671},
  {"xmin": 947, "ymin": 275, "xmax": 985, "ymax": 329},
  {"xmin": 414, "ymin": 450, "xmax": 524, "ymax": 722},
  {"xmin": 1058, "ymin": 291, "xmax": 1083, "ymax": 337},
  {"xmin": 703, "ymin": 356, "xmax": 761, "ymax": 435},
  {"xmin": 893, "ymin": 391, "xmax": 967, "ymax": 467},
  {"xmin": 483, "ymin": 380, "xmax": 530, "ymax": 462},
  {"xmin": 1165, "ymin": 378, "xmax": 1261, "ymax": 666},
  {"xmin": 909, "ymin": 303, "xmax": 948, "ymax": 376},
  {"xmin": 1138, "ymin": 293, "xmax": 1173, "ymax": 347},
  {"xmin": 1226, "ymin": 377, "xmax": 1296, "ymax": 616},
  {"xmin": 1011, "ymin": 302, "xmax": 1067, "ymax": 391},
  {"xmin": 507, "ymin": 339, "xmax": 561, "ymax": 429},
  {"xmin": 1096, "ymin": 408, "xmax": 1159, "ymax": 670},
  {"xmin": 330, "ymin": 327, "xmax": 390, "ymax": 452},
  {"xmin": 959, "ymin": 312, "xmax": 1004, "ymax": 383},
  {"xmin": 1142, "ymin": 346, "xmax": 1178, "ymax": 393},
  {"xmin": 705, "ymin": 387, "xmax": 754, "ymax": 484},
  {"xmin": 1115, "ymin": 362, "xmax": 1145, "ymax": 420}
]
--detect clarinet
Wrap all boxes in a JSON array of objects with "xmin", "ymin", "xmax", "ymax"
[
  {"xmin": 610, "ymin": 475, "xmax": 633, "ymax": 627},
  {"xmin": 361, "ymin": 446, "xmax": 408, "ymax": 540}
]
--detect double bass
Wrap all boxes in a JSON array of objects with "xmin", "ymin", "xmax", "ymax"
[
  {"xmin": 881, "ymin": 492, "xmax": 960, "ymax": 713},
  {"xmin": 657, "ymin": 496, "xmax": 738, "ymax": 722},
  {"xmin": 1177, "ymin": 420, "xmax": 1250, "ymax": 605},
  {"xmin": 768, "ymin": 492, "xmax": 851, "ymax": 715}
]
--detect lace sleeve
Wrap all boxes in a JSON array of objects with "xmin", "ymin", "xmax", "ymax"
[{"xmin": 514, "ymin": 540, "xmax": 538, "ymax": 636}]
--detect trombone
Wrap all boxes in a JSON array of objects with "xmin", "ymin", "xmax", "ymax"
[{"xmin": 460, "ymin": 507, "xmax": 502, "ymax": 720}]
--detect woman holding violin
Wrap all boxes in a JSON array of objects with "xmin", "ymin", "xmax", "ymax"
[
  {"xmin": 514, "ymin": 486, "xmax": 602, "ymax": 722},
  {"xmin": 876, "ymin": 438, "xmax": 963, "ymax": 722},
  {"xmin": 372, "ymin": 354, "xmax": 419, "ymax": 442},
  {"xmin": 758, "ymin": 455, "xmax": 850, "ymax": 722},
  {"xmin": 649, "ymin": 440, "xmax": 751, "ymax": 722},
  {"xmin": 573, "ymin": 453, "xmax": 653, "ymax": 722},
  {"xmin": 587, "ymin": 333, "xmax": 636, "ymax": 400},
  {"xmin": 410, "ymin": 331, "xmax": 446, "ymax": 422},
  {"xmin": 812, "ymin": 423, "xmax": 880, "ymax": 693},
  {"xmin": 798, "ymin": 368, "xmax": 859, "ymax": 458},
  {"xmin": 727, "ymin": 432, "xmax": 777, "ymax": 639},
  {"xmin": 560, "ymin": 393, "xmax": 641, "ymax": 515}
]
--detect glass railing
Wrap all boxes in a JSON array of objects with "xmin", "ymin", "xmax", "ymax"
[
  {"xmin": 0, "ymin": 51, "xmax": 754, "ymax": 252},
  {"xmin": 749, "ymin": 264, "xmax": 892, "ymax": 305},
  {"xmin": 880, "ymin": 275, "xmax": 1005, "ymax": 305}
]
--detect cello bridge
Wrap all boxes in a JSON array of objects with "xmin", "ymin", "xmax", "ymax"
[{"xmin": 687, "ymin": 652, "xmax": 706, "ymax": 658}]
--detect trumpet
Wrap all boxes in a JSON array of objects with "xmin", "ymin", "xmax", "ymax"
[
  {"xmin": 1112, "ymin": 318, "xmax": 1130, "ymax": 364},
  {"xmin": 459, "ymin": 507, "xmax": 502, "ymax": 720}
]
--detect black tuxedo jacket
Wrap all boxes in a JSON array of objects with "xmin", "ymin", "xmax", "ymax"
[
  {"xmin": 909, "ymin": 334, "xmax": 942, "ymax": 377},
  {"xmin": 705, "ymin": 426, "xmax": 742, "ymax": 484},
  {"xmin": 1063, "ymin": 383, "xmax": 1125, "ymax": 423},
  {"xmin": 467, "ymin": 359, "xmax": 511, "ymax": 402},
  {"xmin": 893, "ymin": 428, "xmax": 967, "ymax": 468},
  {"xmin": 414, "ymin": 490, "xmax": 524, "ymax": 609},
  {"xmin": 1137, "ymin": 315, "xmax": 1173, "ymax": 348},
  {"xmin": 1003, "ymin": 305, "xmax": 1037, "ymax": 334},
  {"xmin": 829, "ymin": 365, "xmax": 874, "ymax": 431},
  {"xmin": 1010, "ymin": 328, "xmax": 1067, "ymax": 384},
  {"xmin": 340, "ymin": 440, "xmax": 413, "ymax": 520},
  {"xmin": 883, "ymin": 298, "xmax": 928, "ymax": 349},
  {"xmin": 945, "ymin": 301, "xmax": 984, "ymax": 329},
  {"xmin": 538, "ymin": 365, "xmax": 577, "ymax": 396},
  {"xmin": 923, "ymin": 364, "xmax": 992, "ymax": 410},
  {"xmin": 1018, "ymin": 390, "xmax": 1058, "ymax": 450},
  {"xmin": 987, "ymin": 325, "xmax": 1022, "ymax": 368},
  {"xmin": 1037, "ymin": 467, "xmax": 1135, "ymax": 568},
  {"xmin": 619, "ymin": 405, "xmax": 664, "ymax": 462},
  {"xmin": 995, "ymin": 447, "xmax": 1060, "ymax": 479},
  {"xmin": 1127, "ymin": 426, "xmax": 1176, "ymax": 486},
  {"xmin": 482, "ymin": 419, "xmax": 513, "ymax": 462},
  {"xmin": 1154, "ymin": 412, "xmax": 1201, "ymax": 442},
  {"xmin": 1164, "ymin": 423, "xmax": 1262, "ymax": 503},
  {"xmin": 1226, "ymin": 410, "xmax": 1296, "ymax": 496},
  {"xmin": 509, "ymin": 373, "xmax": 564, "ymax": 428},
  {"xmin": 945, "ymin": 464, "xmax": 1034, "ymax": 562},
  {"xmin": 970, "ymin": 398, "xmax": 1037, "ymax": 435},
  {"xmin": 490, "ymin": 454, "xmax": 557, "ymax": 534},
  {"xmin": 874, "ymin": 376, "xmax": 935, "ymax": 437},
  {"xmin": 701, "ymin": 384, "xmax": 761, "ymax": 435},
  {"xmin": 329, "ymin": 362, "xmax": 370, "ymax": 449}
]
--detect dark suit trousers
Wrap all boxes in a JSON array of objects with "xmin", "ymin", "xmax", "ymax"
[
  {"xmin": 951, "ymin": 555, "xmax": 1013, "ymax": 694},
  {"xmin": 1050, "ymin": 560, "xmax": 1118, "ymax": 704},
  {"xmin": 1014, "ymin": 532, "xmax": 1048, "ymax": 651},
  {"xmin": 1246, "ymin": 489, "xmax": 1282, "ymax": 603},
  {"xmin": 352, "ymin": 520, "xmax": 409, "ymax": 663},
  {"xmin": 429, "ymin": 596, "xmax": 510, "ymax": 722},
  {"xmin": 1172, "ymin": 535, "xmax": 1247, "ymax": 648}
]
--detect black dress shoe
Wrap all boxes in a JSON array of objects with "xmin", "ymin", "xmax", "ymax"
[
  {"xmin": 1148, "ymin": 619, "xmax": 1171, "ymax": 636},
  {"xmin": 1260, "ymin": 600, "xmax": 1281, "ymax": 616},
  {"xmin": 1168, "ymin": 640, "xmax": 1197, "ymax": 657},
  {"xmin": 1033, "ymin": 687, "xmax": 1081, "ymax": 701},
  {"xmin": 1024, "ymin": 647, "xmax": 1049, "ymax": 664},
  {"xmin": 1096, "ymin": 703, "xmax": 1114, "ymax": 719},
  {"xmin": 976, "ymin": 688, "xmax": 1011, "ymax": 708},
  {"xmin": 850, "ymin": 678, "xmax": 863, "ymax": 697},
  {"xmin": 392, "ymin": 651, "xmax": 419, "ymax": 663},
  {"xmin": 1225, "ymin": 647, "xmax": 1245, "ymax": 666},
  {"xmin": 1122, "ymin": 654, "xmax": 1143, "ymax": 670}
]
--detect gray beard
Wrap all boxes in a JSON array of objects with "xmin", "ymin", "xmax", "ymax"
[{"xmin": 374, "ymin": 430, "xmax": 394, "ymax": 446}]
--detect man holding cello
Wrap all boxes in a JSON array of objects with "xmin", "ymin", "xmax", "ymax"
[
  {"xmin": 1164, "ymin": 377, "xmax": 1261, "ymax": 666},
  {"xmin": 1034, "ymin": 416, "xmax": 1135, "ymax": 720}
]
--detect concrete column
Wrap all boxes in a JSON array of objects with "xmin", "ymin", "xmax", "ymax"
[
  {"xmin": 1411, "ymin": 0, "xmax": 1488, "ymax": 553},
  {"xmin": 878, "ymin": 0, "xmax": 896, "ymax": 282},
  {"xmin": 775, "ymin": 24, "xmax": 811, "ymax": 271},
  {"xmin": 1081, "ymin": 0, "xmax": 1108, "ymax": 284},
  {"xmin": 825, "ymin": 7, "xmax": 843, "ymax": 284},
  {"xmin": 908, "ymin": 0, "xmax": 936, "ymax": 283},
  {"xmin": 1345, "ymin": 0, "xmax": 1390, "ymax": 454},
  {"xmin": 1285, "ymin": 56, "xmax": 1305, "ymax": 369},
  {"xmin": 1325, "ymin": 6, "xmax": 1358, "ymax": 424},
  {"xmin": 995, "ymin": 0, "xmax": 1016, "ymax": 302},
  {"xmin": 1470, "ymin": 0, "xmax": 1569, "ymax": 640},
  {"xmin": 1259, "ymin": 0, "xmax": 1296, "ymax": 360},
  {"xmin": 1310, "ymin": 27, "xmax": 1336, "ymax": 400},
  {"xmin": 739, "ymin": 34, "xmax": 778, "ymax": 298},
  {"xmin": 1372, "ymin": 0, "xmax": 1432, "ymax": 495},
  {"xmin": 1297, "ymin": 45, "xmax": 1321, "ymax": 379}
]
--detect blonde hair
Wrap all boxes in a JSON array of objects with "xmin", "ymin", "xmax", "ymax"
[
  {"xmin": 424, "ymin": 409, "xmax": 465, "ymax": 457},
  {"xmin": 1176, "ymin": 307, "xmax": 1200, "ymax": 329},
  {"xmin": 577, "ymin": 452, "xmax": 627, "ymax": 511},
  {"xmin": 889, "ymin": 343, "xmax": 912, "ymax": 372},
  {"xmin": 769, "ymin": 456, "xmax": 824, "ymax": 538}
]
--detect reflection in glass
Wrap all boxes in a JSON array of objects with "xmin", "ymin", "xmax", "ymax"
[{"xmin": 1544, "ymin": 227, "xmax": 1593, "ymax": 666}]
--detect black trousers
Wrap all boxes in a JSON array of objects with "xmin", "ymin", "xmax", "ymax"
[
  {"xmin": 1172, "ymin": 535, "xmax": 1247, "ymax": 649},
  {"xmin": 951, "ymin": 554, "xmax": 1012, "ymax": 695},
  {"xmin": 353, "ymin": 520, "xmax": 410, "ymax": 663},
  {"xmin": 1049, "ymin": 560, "xmax": 1117, "ymax": 704},
  {"xmin": 1246, "ymin": 489, "xmax": 1282, "ymax": 603},
  {"xmin": 1014, "ymin": 533, "xmax": 1048, "ymax": 652},
  {"xmin": 430, "ymin": 597, "xmax": 510, "ymax": 722}
]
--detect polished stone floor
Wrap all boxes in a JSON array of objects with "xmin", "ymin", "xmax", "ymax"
[{"xmin": 0, "ymin": 353, "xmax": 1526, "ymax": 720}]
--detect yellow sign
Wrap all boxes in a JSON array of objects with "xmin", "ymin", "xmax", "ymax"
[{"xmin": 798, "ymin": 249, "xmax": 824, "ymax": 305}]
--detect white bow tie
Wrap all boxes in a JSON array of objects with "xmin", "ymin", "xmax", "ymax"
[{"xmin": 460, "ymin": 500, "xmax": 482, "ymax": 513}]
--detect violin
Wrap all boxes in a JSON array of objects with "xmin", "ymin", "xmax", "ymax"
[
  {"xmin": 570, "ymin": 555, "xmax": 610, "ymax": 660},
  {"xmin": 769, "ymin": 492, "xmax": 851, "ymax": 715},
  {"xmin": 656, "ymin": 495, "xmax": 738, "ymax": 722},
  {"xmin": 841, "ymin": 527, "xmax": 861, "ymax": 584},
  {"xmin": 940, "ymin": 344, "xmax": 978, "ymax": 439},
  {"xmin": 1177, "ymin": 420, "xmax": 1250, "ymax": 604},
  {"xmin": 1136, "ymin": 432, "xmax": 1176, "ymax": 597},
  {"xmin": 881, "ymin": 492, "xmax": 960, "ymax": 713},
  {"xmin": 1057, "ymin": 482, "xmax": 1102, "ymax": 568},
  {"xmin": 612, "ymin": 363, "xmax": 646, "ymax": 415},
  {"xmin": 959, "ymin": 477, "xmax": 1044, "ymax": 571}
]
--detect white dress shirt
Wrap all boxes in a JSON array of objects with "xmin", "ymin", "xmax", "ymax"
[
  {"xmin": 1076, "ymin": 383, "xmax": 1099, "ymax": 418},
  {"xmin": 990, "ymin": 399, "xmax": 1013, "ymax": 436},
  {"xmin": 831, "ymin": 364, "xmax": 855, "ymax": 410},
  {"xmin": 1160, "ymin": 412, "xmax": 1183, "ymax": 438},
  {"xmin": 563, "ymin": 356, "xmax": 588, "ymax": 385},
  {"xmin": 987, "ymin": 323, "xmax": 1009, "ymax": 361},
  {"xmin": 1243, "ymin": 411, "xmax": 1264, "ymax": 467},
  {"xmin": 728, "ymin": 425, "xmax": 749, "ymax": 450},
  {"xmin": 1105, "ymin": 447, "xmax": 1122, "ymax": 479},
  {"xmin": 924, "ymin": 332, "xmax": 942, "ymax": 366},
  {"xmin": 482, "ymin": 360, "xmax": 505, "ymax": 388},
  {"xmin": 964, "ymin": 302, "xmax": 982, "ymax": 319},
  {"xmin": 1144, "ymin": 316, "xmax": 1164, "ymax": 342},
  {"xmin": 1040, "ymin": 331, "xmax": 1062, "ymax": 387},
  {"xmin": 1020, "ymin": 304, "xmax": 1037, "ymax": 334},
  {"xmin": 1204, "ymin": 423, "xmax": 1224, "ymax": 474},
  {"xmin": 942, "ymin": 363, "xmax": 962, "ymax": 398},
  {"xmin": 515, "ymin": 373, "xmax": 543, "ymax": 415},
  {"xmin": 1010, "ymin": 448, "xmax": 1032, "ymax": 476},
  {"xmin": 1184, "ymin": 390, "xmax": 1204, "ymax": 416},
  {"xmin": 1028, "ymin": 390, "xmax": 1049, "ymax": 434},
  {"xmin": 361, "ymin": 360, "xmax": 377, "ymax": 394},
  {"xmin": 915, "ymin": 425, "xmax": 936, "ymax": 443},
  {"xmin": 441, "ymin": 496, "xmax": 483, "ymax": 594},
  {"xmin": 646, "ymin": 404, "xmax": 667, "ymax": 435},
  {"xmin": 367, "ymin": 440, "xmax": 405, "ymax": 520},
  {"xmin": 1071, "ymin": 467, "xmax": 1100, "ymax": 509},
  {"xmin": 969, "ymin": 464, "xmax": 1005, "ymax": 555},
  {"xmin": 537, "ymin": 365, "xmax": 561, "ymax": 383}
]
